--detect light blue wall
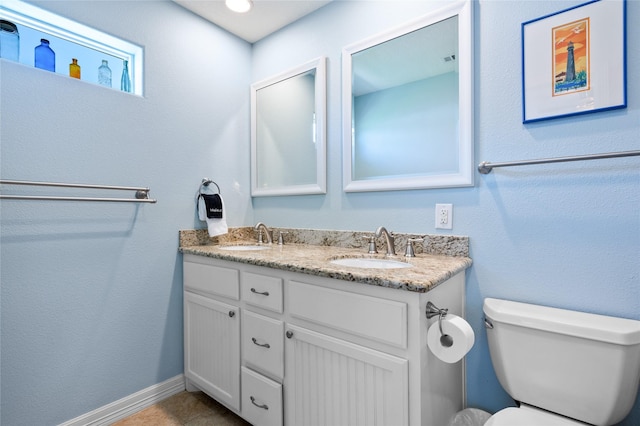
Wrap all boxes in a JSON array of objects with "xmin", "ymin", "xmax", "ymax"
[
  {"xmin": 1, "ymin": 0, "xmax": 638, "ymax": 425},
  {"xmin": 354, "ymin": 72, "xmax": 459, "ymax": 179},
  {"xmin": 256, "ymin": 72, "xmax": 317, "ymax": 187},
  {"xmin": 0, "ymin": 1, "xmax": 251, "ymax": 424},
  {"xmin": 252, "ymin": 0, "xmax": 639, "ymax": 424}
]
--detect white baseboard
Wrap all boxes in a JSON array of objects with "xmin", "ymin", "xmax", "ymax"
[{"xmin": 59, "ymin": 374, "xmax": 185, "ymax": 426}]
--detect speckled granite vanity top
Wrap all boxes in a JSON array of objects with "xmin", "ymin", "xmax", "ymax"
[{"xmin": 179, "ymin": 227, "xmax": 472, "ymax": 293}]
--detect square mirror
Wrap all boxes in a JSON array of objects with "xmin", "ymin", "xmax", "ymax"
[
  {"xmin": 342, "ymin": 1, "xmax": 473, "ymax": 192},
  {"xmin": 251, "ymin": 57, "xmax": 327, "ymax": 196}
]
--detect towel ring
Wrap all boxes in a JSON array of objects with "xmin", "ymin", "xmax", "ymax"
[{"xmin": 200, "ymin": 178, "xmax": 220, "ymax": 194}]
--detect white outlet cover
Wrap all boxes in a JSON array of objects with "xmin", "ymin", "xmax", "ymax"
[{"xmin": 435, "ymin": 204, "xmax": 453, "ymax": 229}]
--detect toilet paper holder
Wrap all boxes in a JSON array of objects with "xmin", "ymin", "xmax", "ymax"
[
  {"xmin": 426, "ymin": 301, "xmax": 448, "ymax": 320},
  {"xmin": 426, "ymin": 302, "xmax": 452, "ymax": 345}
]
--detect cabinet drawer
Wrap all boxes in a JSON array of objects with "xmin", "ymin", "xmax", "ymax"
[
  {"xmin": 288, "ymin": 281, "xmax": 408, "ymax": 348},
  {"xmin": 184, "ymin": 260, "xmax": 239, "ymax": 300},
  {"xmin": 241, "ymin": 272, "xmax": 283, "ymax": 313},
  {"xmin": 241, "ymin": 367, "xmax": 282, "ymax": 426},
  {"xmin": 242, "ymin": 311, "xmax": 284, "ymax": 381}
]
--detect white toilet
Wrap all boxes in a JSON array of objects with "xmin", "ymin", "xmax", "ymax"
[{"xmin": 483, "ymin": 298, "xmax": 640, "ymax": 426}]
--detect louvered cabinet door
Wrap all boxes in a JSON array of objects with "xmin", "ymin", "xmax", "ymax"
[
  {"xmin": 284, "ymin": 325, "xmax": 408, "ymax": 426},
  {"xmin": 184, "ymin": 291, "xmax": 241, "ymax": 411}
]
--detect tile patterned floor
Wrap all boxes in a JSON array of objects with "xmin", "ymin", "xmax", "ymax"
[{"xmin": 112, "ymin": 391, "xmax": 251, "ymax": 426}]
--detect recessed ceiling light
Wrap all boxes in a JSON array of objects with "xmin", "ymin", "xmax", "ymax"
[{"xmin": 225, "ymin": 0, "xmax": 253, "ymax": 13}]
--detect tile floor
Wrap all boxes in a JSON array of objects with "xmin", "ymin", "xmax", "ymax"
[{"xmin": 112, "ymin": 391, "xmax": 251, "ymax": 426}]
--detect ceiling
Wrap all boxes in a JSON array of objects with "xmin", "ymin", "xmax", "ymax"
[{"xmin": 173, "ymin": 0, "xmax": 333, "ymax": 43}]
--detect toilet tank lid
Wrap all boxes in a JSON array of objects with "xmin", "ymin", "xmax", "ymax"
[{"xmin": 484, "ymin": 298, "xmax": 640, "ymax": 345}]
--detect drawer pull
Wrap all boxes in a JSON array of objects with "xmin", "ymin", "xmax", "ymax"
[
  {"xmin": 250, "ymin": 287, "xmax": 270, "ymax": 296},
  {"xmin": 251, "ymin": 337, "xmax": 271, "ymax": 349},
  {"xmin": 250, "ymin": 396, "xmax": 269, "ymax": 410},
  {"xmin": 228, "ymin": 311, "xmax": 235, "ymax": 318}
]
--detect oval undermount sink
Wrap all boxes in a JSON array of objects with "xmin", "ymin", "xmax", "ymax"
[
  {"xmin": 330, "ymin": 258, "xmax": 412, "ymax": 269},
  {"xmin": 219, "ymin": 245, "xmax": 271, "ymax": 251}
]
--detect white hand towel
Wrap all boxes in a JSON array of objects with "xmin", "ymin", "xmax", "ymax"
[{"xmin": 198, "ymin": 194, "xmax": 228, "ymax": 237}]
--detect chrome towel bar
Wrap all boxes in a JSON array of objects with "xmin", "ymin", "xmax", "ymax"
[
  {"xmin": 478, "ymin": 150, "xmax": 640, "ymax": 174},
  {"xmin": 0, "ymin": 179, "xmax": 157, "ymax": 203}
]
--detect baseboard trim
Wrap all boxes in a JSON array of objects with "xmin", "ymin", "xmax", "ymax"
[{"xmin": 59, "ymin": 374, "xmax": 185, "ymax": 426}]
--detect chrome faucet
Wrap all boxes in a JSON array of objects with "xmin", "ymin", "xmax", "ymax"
[
  {"xmin": 254, "ymin": 222, "xmax": 273, "ymax": 244},
  {"xmin": 375, "ymin": 226, "xmax": 396, "ymax": 256}
]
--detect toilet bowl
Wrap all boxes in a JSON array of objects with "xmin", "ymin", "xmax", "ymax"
[
  {"xmin": 483, "ymin": 298, "xmax": 640, "ymax": 426},
  {"xmin": 484, "ymin": 405, "xmax": 587, "ymax": 426}
]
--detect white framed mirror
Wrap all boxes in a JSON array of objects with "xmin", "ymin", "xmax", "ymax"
[
  {"xmin": 251, "ymin": 57, "xmax": 327, "ymax": 197},
  {"xmin": 342, "ymin": 1, "xmax": 473, "ymax": 192}
]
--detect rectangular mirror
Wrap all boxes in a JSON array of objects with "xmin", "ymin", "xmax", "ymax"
[
  {"xmin": 251, "ymin": 57, "xmax": 327, "ymax": 196},
  {"xmin": 342, "ymin": 1, "xmax": 473, "ymax": 192}
]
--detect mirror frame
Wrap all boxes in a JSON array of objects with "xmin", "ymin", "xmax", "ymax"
[
  {"xmin": 251, "ymin": 56, "xmax": 327, "ymax": 197},
  {"xmin": 342, "ymin": 1, "xmax": 473, "ymax": 192}
]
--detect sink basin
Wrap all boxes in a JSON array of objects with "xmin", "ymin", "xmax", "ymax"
[
  {"xmin": 219, "ymin": 245, "xmax": 271, "ymax": 251},
  {"xmin": 330, "ymin": 258, "xmax": 412, "ymax": 269}
]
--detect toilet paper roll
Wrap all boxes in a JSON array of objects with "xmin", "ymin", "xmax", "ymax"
[{"xmin": 427, "ymin": 314, "xmax": 475, "ymax": 363}]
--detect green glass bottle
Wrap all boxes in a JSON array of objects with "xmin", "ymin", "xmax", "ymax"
[{"xmin": 120, "ymin": 59, "xmax": 131, "ymax": 92}]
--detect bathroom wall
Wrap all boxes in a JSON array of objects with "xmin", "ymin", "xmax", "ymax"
[
  {"xmin": 354, "ymin": 72, "xmax": 459, "ymax": 179},
  {"xmin": 251, "ymin": 0, "xmax": 639, "ymax": 424},
  {"xmin": 1, "ymin": 0, "xmax": 638, "ymax": 425},
  {"xmin": 0, "ymin": 1, "xmax": 251, "ymax": 424}
]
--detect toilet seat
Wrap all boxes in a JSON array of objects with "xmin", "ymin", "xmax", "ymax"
[{"xmin": 485, "ymin": 405, "xmax": 588, "ymax": 426}]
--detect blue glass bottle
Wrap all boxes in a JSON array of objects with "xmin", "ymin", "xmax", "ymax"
[
  {"xmin": 34, "ymin": 39, "xmax": 55, "ymax": 72},
  {"xmin": 120, "ymin": 59, "xmax": 131, "ymax": 92},
  {"xmin": 0, "ymin": 20, "xmax": 20, "ymax": 62},
  {"xmin": 98, "ymin": 60, "xmax": 112, "ymax": 87}
]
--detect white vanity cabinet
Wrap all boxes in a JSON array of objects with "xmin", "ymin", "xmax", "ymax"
[
  {"xmin": 183, "ymin": 253, "xmax": 466, "ymax": 426},
  {"xmin": 183, "ymin": 258, "xmax": 241, "ymax": 411},
  {"xmin": 284, "ymin": 325, "xmax": 408, "ymax": 425},
  {"xmin": 284, "ymin": 280, "xmax": 410, "ymax": 425}
]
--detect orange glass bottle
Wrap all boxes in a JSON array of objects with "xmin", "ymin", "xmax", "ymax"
[{"xmin": 69, "ymin": 58, "xmax": 81, "ymax": 79}]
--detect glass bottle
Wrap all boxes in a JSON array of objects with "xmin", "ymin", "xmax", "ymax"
[
  {"xmin": 69, "ymin": 58, "xmax": 81, "ymax": 79},
  {"xmin": 0, "ymin": 20, "xmax": 20, "ymax": 62},
  {"xmin": 98, "ymin": 60, "xmax": 112, "ymax": 87},
  {"xmin": 34, "ymin": 39, "xmax": 55, "ymax": 72},
  {"xmin": 120, "ymin": 59, "xmax": 131, "ymax": 92}
]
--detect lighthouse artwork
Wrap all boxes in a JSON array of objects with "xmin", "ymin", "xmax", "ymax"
[
  {"xmin": 552, "ymin": 18, "xmax": 590, "ymax": 96},
  {"xmin": 522, "ymin": 0, "xmax": 625, "ymax": 123}
]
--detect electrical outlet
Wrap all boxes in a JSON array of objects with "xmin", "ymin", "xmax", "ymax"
[{"xmin": 435, "ymin": 204, "xmax": 453, "ymax": 229}]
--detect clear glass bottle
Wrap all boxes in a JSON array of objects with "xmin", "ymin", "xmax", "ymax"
[
  {"xmin": 98, "ymin": 60, "xmax": 112, "ymax": 87},
  {"xmin": 34, "ymin": 39, "xmax": 55, "ymax": 72},
  {"xmin": 120, "ymin": 59, "xmax": 131, "ymax": 92},
  {"xmin": 0, "ymin": 20, "xmax": 20, "ymax": 62},
  {"xmin": 69, "ymin": 58, "xmax": 80, "ymax": 79}
]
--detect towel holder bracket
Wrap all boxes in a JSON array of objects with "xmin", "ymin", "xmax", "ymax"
[{"xmin": 200, "ymin": 178, "xmax": 221, "ymax": 194}]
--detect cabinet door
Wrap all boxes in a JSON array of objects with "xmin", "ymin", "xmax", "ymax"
[
  {"xmin": 184, "ymin": 291, "xmax": 240, "ymax": 411},
  {"xmin": 284, "ymin": 325, "xmax": 408, "ymax": 426}
]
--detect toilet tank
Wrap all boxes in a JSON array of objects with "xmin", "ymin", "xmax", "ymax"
[{"xmin": 484, "ymin": 298, "xmax": 640, "ymax": 426}]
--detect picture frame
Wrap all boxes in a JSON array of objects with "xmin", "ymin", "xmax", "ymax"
[{"xmin": 522, "ymin": 0, "xmax": 626, "ymax": 123}]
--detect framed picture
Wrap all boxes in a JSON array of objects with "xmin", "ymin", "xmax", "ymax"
[{"xmin": 522, "ymin": 0, "xmax": 626, "ymax": 123}]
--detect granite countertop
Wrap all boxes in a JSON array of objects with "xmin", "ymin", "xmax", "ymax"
[{"xmin": 179, "ymin": 228, "xmax": 472, "ymax": 293}]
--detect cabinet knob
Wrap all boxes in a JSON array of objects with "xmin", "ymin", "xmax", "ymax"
[
  {"xmin": 228, "ymin": 311, "xmax": 235, "ymax": 318},
  {"xmin": 286, "ymin": 330, "xmax": 294, "ymax": 339}
]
